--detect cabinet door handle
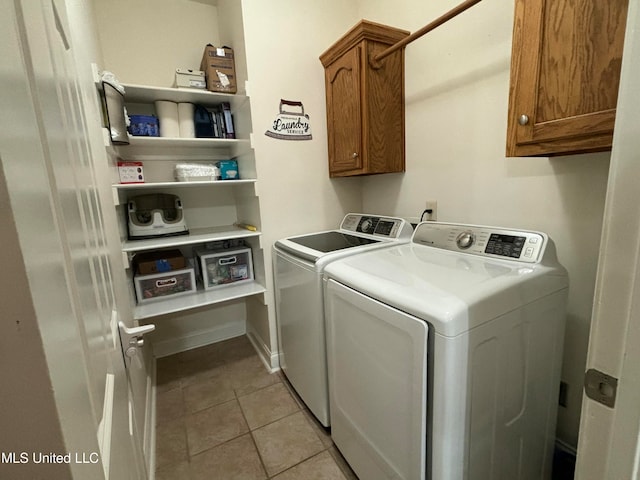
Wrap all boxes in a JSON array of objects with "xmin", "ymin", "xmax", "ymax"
[
  {"xmin": 518, "ymin": 114, "xmax": 529, "ymax": 126},
  {"xmin": 352, "ymin": 152, "xmax": 359, "ymax": 158}
]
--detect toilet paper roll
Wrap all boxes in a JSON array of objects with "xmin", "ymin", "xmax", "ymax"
[
  {"xmin": 177, "ymin": 102, "xmax": 196, "ymax": 138},
  {"xmin": 154, "ymin": 100, "xmax": 180, "ymax": 137}
]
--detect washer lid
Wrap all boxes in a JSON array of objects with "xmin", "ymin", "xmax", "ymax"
[
  {"xmin": 275, "ymin": 213, "xmax": 413, "ymax": 264},
  {"xmin": 323, "ymin": 243, "xmax": 568, "ymax": 337},
  {"xmin": 287, "ymin": 231, "xmax": 380, "ymax": 252},
  {"xmin": 275, "ymin": 231, "xmax": 386, "ymax": 264}
]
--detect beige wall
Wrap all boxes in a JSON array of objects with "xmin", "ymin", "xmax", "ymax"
[{"xmin": 356, "ymin": 0, "xmax": 608, "ymax": 447}]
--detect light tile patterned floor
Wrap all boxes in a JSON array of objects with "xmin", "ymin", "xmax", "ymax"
[{"xmin": 154, "ymin": 335, "xmax": 358, "ymax": 480}]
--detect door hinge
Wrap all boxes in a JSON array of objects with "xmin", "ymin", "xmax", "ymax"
[{"xmin": 584, "ymin": 368, "xmax": 618, "ymax": 408}]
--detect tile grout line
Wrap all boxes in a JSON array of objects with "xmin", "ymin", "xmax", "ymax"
[
  {"xmin": 235, "ymin": 384, "xmax": 271, "ymax": 479},
  {"xmin": 234, "ymin": 378, "xmax": 333, "ymax": 479}
]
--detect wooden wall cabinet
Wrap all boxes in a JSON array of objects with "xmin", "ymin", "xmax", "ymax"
[
  {"xmin": 320, "ymin": 21, "xmax": 409, "ymax": 177},
  {"xmin": 506, "ymin": 0, "xmax": 628, "ymax": 157}
]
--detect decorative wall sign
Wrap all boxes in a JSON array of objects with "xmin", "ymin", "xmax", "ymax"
[{"xmin": 265, "ymin": 99, "xmax": 312, "ymax": 140}]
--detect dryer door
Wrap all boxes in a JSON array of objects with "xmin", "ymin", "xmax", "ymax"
[{"xmin": 325, "ymin": 278, "xmax": 428, "ymax": 480}]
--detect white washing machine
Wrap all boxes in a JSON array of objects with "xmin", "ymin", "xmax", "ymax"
[
  {"xmin": 323, "ymin": 222, "xmax": 569, "ymax": 480},
  {"xmin": 274, "ymin": 213, "xmax": 413, "ymax": 427}
]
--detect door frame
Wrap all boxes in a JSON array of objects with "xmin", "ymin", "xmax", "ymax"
[
  {"xmin": 0, "ymin": 0, "xmax": 148, "ymax": 478},
  {"xmin": 575, "ymin": 0, "xmax": 640, "ymax": 478}
]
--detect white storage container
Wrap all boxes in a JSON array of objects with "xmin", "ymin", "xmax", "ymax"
[
  {"xmin": 196, "ymin": 247, "xmax": 253, "ymax": 290},
  {"xmin": 134, "ymin": 268, "xmax": 196, "ymax": 303},
  {"xmin": 175, "ymin": 68, "xmax": 206, "ymax": 89},
  {"xmin": 174, "ymin": 163, "xmax": 220, "ymax": 182}
]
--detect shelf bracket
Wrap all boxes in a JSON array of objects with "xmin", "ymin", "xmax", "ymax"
[
  {"xmin": 122, "ymin": 251, "xmax": 131, "ymax": 270},
  {"xmin": 111, "ymin": 185, "xmax": 121, "ymax": 206}
]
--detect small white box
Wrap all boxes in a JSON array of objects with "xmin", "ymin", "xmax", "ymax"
[
  {"xmin": 196, "ymin": 247, "xmax": 253, "ymax": 290},
  {"xmin": 134, "ymin": 268, "xmax": 196, "ymax": 303},
  {"xmin": 175, "ymin": 69, "xmax": 206, "ymax": 89}
]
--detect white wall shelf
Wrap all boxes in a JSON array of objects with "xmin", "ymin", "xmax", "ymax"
[
  {"xmin": 109, "ymin": 134, "xmax": 251, "ymax": 161},
  {"xmin": 112, "ymin": 179, "xmax": 257, "ymax": 206},
  {"xmin": 123, "ymin": 226, "xmax": 261, "ymax": 253},
  {"xmin": 133, "ymin": 280, "xmax": 266, "ymax": 321},
  {"xmin": 122, "ymin": 83, "xmax": 249, "ymax": 110},
  {"xmin": 113, "ymin": 179, "xmax": 256, "ymax": 191}
]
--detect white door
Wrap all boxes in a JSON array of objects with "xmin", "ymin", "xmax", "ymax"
[
  {"xmin": 1, "ymin": 1, "xmax": 147, "ymax": 478},
  {"xmin": 574, "ymin": 1, "xmax": 640, "ymax": 478}
]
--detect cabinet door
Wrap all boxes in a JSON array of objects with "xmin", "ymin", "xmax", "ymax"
[
  {"xmin": 507, "ymin": 0, "xmax": 628, "ymax": 157},
  {"xmin": 325, "ymin": 46, "xmax": 363, "ymax": 176}
]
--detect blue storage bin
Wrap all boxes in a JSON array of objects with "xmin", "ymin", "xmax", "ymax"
[{"xmin": 129, "ymin": 115, "xmax": 159, "ymax": 137}]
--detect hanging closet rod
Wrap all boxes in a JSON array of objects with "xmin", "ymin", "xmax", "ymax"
[{"xmin": 372, "ymin": 0, "xmax": 483, "ymax": 65}]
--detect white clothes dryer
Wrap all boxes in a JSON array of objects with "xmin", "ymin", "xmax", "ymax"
[
  {"xmin": 323, "ymin": 222, "xmax": 569, "ymax": 480},
  {"xmin": 273, "ymin": 213, "xmax": 413, "ymax": 427}
]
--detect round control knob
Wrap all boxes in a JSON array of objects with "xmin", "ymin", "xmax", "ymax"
[
  {"xmin": 360, "ymin": 218, "xmax": 374, "ymax": 233},
  {"xmin": 456, "ymin": 231, "xmax": 475, "ymax": 250}
]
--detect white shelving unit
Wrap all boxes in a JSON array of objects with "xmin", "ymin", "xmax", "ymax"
[
  {"xmin": 113, "ymin": 179, "xmax": 256, "ymax": 191},
  {"xmin": 122, "ymin": 83, "xmax": 249, "ymax": 110},
  {"xmin": 108, "ymin": 135, "xmax": 252, "ymax": 161},
  {"xmin": 122, "ymin": 226, "xmax": 260, "ymax": 253},
  {"xmin": 134, "ymin": 281, "xmax": 266, "ymax": 321},
  {"xmin": 101, "ymin": 79, "xmax": 265, "ymax": 320}
]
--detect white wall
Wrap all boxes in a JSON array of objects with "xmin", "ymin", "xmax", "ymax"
[
  {"xmin": 239, "ymin": 0, "xmax": 363, "ymax": 354},
  {"xmin": 94, "ymin": 0, "xmax": 220, "ymax": 87},
  {"xmin": 355, "ymin": 0, "xmax": 609, "ymax": 447}
]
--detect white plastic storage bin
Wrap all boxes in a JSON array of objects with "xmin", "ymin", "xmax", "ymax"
[
  {"xmin": 134, "ymin": 268, "xmax": 196, "ymax": 303},
  {"xmin": 196, "ymin": 247, "xmax": 254, "ymax": 290}
]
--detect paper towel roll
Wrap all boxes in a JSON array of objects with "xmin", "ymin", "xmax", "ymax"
[
  {"xmin": 177, "ymin": 102, "xmax": 196, "ymax": 138},
  {"xmin": 154, "ymin": 100, "xmax": 180, "ymax": 137}
]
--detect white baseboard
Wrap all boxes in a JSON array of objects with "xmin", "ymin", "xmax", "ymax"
[
  {"xmin": 246, "ymin": 329, "xmax": 280, "ymax": 373},
  {"xmin": 152, "ymin": 321, "xmax": 246, "ymax": 358}
]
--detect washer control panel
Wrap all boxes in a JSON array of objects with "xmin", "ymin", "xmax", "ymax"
[
  {"xmin": 413, "ymin": 222, "xmax": 546, "ymax": 263},
  {"xmin": 340, "ymin": 214, "xmax": 410, "ymax": 239}
]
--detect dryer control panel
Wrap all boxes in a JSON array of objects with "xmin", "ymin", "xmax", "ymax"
[
  {"xmin": 412, "ymin": 222, "xmax": 547, "ymax": 263},
  {"xmin": 340, "ymin": 214, "xmax": 412, "ymax": 240}
]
